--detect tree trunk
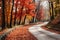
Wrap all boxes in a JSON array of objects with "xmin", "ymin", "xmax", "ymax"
[
  {"xmin": 35, "ymin": 0, "xmax": 40, "ymax": 22},
  {"xmin": 46, "ymin": 0, "xmax": 60, "ymax": 31},
  {"xmin": 14, "ymin": 4, "xmax": 17, "ymax": 26},
  {"xmin": 1, "ymin": 0, "xmax": 5, "ymax": 30},
  {"xmin": 18, "ymin": 7, "xmax": 23, "ymax": 25},
  {"xmin": 10, "ymin": 0, "xmax": 14, "ymax": 28},
  {"xmin": 46, "ymin": 14, "xmax": 60, "ymax": 31},
  {"xmin": 0, "ymin": 0, "xmax": 2, "ymax": 29}
]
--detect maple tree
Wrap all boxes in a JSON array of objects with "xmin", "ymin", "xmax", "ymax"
[
  {"xmin": 14, "ymin": 0, "xmax": 36, "ymax": 24},
  {"xmin": 36, "ymin": 6, "xmax": 44, "ymax": 21},
  {"xmin": 0, "ymin": 0, "xmax": 36, "ymax": 29}
]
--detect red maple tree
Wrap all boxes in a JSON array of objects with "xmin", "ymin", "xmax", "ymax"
[{"xmin": 14, "ymin": 0, "xmax": 36, "ymax": 24}]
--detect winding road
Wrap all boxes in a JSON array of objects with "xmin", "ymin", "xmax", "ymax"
[{"xmin": 0, "ymin": 22, "xmax": 60, "ymax": 40}]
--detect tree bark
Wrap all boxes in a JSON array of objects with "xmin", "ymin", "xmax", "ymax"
[
  {"xmin": 46, "ymin": 14, "xmax": 60, "ymax": 31},
  {"xmin": 10, "ymin": 0, "xmax": 14, "ymax": 27},
  {"xmin": 1, "ymin": 0, "xmax": 5, "ymax": 30}
]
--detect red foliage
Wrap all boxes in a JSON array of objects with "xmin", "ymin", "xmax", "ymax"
[
  {"xmin": 5, "ymin": 26, "xmax": 37, "ymax": 40},
  {"xmin": 29, "ymin": 10, "xmax": 36, "ymax": 17},
  {"xmin": 14, "ymin": 0, "xmax": 36, "ymax": 20},
  {"xmin": 28, "ymin": 3, "xmax": 36, "ymax": 10},
  {"xmin": 36, "ymin": 7, "xmax": 44, "ymax": 20}
]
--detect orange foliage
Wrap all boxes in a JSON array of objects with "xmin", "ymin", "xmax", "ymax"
[
  {"xmin": 28, "ymin": 3, "xmax": 36, "ymax": 10},
  {"xmin": 14, "ymin": 0, "xmax": 36, "ymax": 21}
]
